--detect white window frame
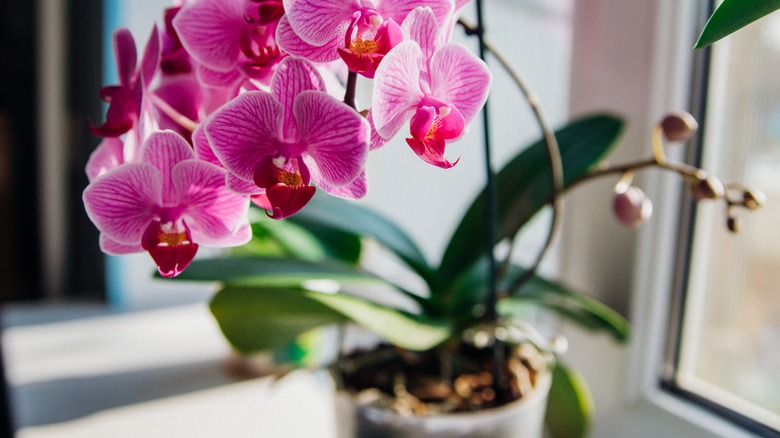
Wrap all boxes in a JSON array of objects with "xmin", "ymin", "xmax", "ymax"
[{"xmin": 561, "ymin": 0, "xmax": 766, "ymax": 436}]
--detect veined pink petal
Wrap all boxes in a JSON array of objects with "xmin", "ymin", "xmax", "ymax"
[
  {"xmin": 153, "ymin": 75, "xmax": 202, "ymax": 139},
  {"xmin": 83, "ymin": 163, "xmax": 161, "ymax": 245},
  {"xmin": 141, "ymin": 130, "xmax": 196, "ymax": 205},
  {"xmin": 276, "ymin": 15, "xmax": 341, "ymax": 63},
  {"xmin": 317, "ymin": 169, "xmax": 368, "ymax": 199},
  {"xmin": 380, "ymin": 0, "xmax": 453, "ymax": 26},
  {"xmin": 372, "ymin": 40, "xmax": 425, "ymax": 139},
  {"xmin": 283, "ymin": 0, "xmax": 353, "ymax": 46},
  {"xmin": 211, "ymin": 222, "xmax": 253, "ymax": 246},
  {"xmin": 295, "ymin": 91, "xmax": 369, "ymax": 187},
  {"xmin": 99, "ymin": 234, "xmax": 143, "ymax": 255},
  {"xmin": 204, "ymin": 91, "xmax": 283, "ymax": 181},
  {"xmin": 401, "ymin": 7, "xmax": 440, "ymax": 65},
  {"xmin": 429, "ymin": 43, "xmax": 491, "ymax": 124},
  {"xmin": 173, "ymin": 0, "xmax": 245, "ymax": 72},
  {"xmin": 228, "ymin": 173, "xmax": 263, "ymax": 195},
  {"xmin": 86, "ymin": 137, "xmax": 125, "ymax": 182},
  {"xmin": 192, "ymin": 124, "xmax": 220, "ymax": 166},
  {"xmin": 140, "ymin": 26, "xmax": 160, "ymax": 87},
  {"xmin": 196, "ymin": 63, "xmax": 244, "ymax": 90},
  {"xmin": 114, "ymin": 29, "xmax": 137, "ymax": 88},
  {"xmin": 173, "ymin": 159, "xmax": 250, "ymax": 245},
  {"xmin": 366, "ymin": 109, "xmax": 388, "ymax": 150},
  {"xmin": 271, "ymin": 56, "xmax": 326, "ymax": 140}
]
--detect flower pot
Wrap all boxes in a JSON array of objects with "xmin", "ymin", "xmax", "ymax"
[{"xmin": 333, "ymin": 364, "xmax": 551, "ymax": 438}]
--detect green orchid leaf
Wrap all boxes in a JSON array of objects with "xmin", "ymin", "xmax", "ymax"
[
  {"xmin": 695, "ymin": 0, "xmax": 780, "ymax": 48},
  {"xmin": 307, "ymin": 292, "xmax": 453, "ymax": 351},
  {"xmin": 210, "ymin": 285, "xmax": 452, "ymax": 353},
  {"xmin": 210, "ymin": 285, "xmax": 348, "ymax": 352},
  {"xmin": 439, "ymin": 114, "xmax": 624, "ymax": 286},
  {"xmin": 499, "ymin": 275, "xmax": 630, "ymax": 343},
  {"xmin": 545, "ymin": 362, "xmax": 594, "ymax": 438},
  {"xmin": 171, "ymin": 256, "xmax": 381, "ymax": 286},
  {"xmin": 289, "ymin": 192, "xmax": 435, "ymax": 284}
]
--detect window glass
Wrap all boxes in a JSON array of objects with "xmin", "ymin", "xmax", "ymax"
[{"xmin": 676, "ymin": 12, "xmax": 780, "ymax": 433}]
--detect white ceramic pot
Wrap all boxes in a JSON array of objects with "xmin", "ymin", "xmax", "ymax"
[{"xmin": 333, "ymin": 368, "xmax": 551, "ymax": 438}]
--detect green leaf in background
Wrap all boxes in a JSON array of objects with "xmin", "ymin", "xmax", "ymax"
[
  {"xmin": 308, "ymin": 292, "xmax": 453, "ymax": 351},
  {"xmin": 545, "ymin": 362, "xmax": 594, "ymax": 438},
  {"xmin": 171, "ymin": 256, "xmax": 381, "ymax": 286},
  {"xmin": 289, "ymin": 192, "xmax": 435, "ymax": 284},
  {"xmin": 210, "ymin": 285, "xmax": 452, "ymax": 353},
  {"xmin": 210, "ymin": 286, "xmax": 347, "ymax": 352},
  {"xmin": 499, "ymin": 274, "xmax": 630, "ymax": 343},
  {"xmin": 439, "ymin": 114, "xmax": 624, "ymax": 285},
  {"xmin": 695, "ymin": 0, "xmax": 780, "ymax": 48}
]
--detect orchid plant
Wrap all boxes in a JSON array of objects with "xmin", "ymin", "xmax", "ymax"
[{"xmin": 82, "ymin": 0, "xmax": 766, "ymax": 436}]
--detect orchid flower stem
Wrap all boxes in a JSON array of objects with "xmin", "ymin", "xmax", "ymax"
[
  {"xmin": 147, "ymin": 92, "xmax": 198, "ymax": 132},
  {"xmin": 457, "ymin": 17, "xmax": 565, "ymax": 299},
  {"xmin": 344, "ymin": 71, "xmax": 358, "ymax": 110}
]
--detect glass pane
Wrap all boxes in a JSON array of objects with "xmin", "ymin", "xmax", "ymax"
[{"xmin": 677, "ymin": 13, "xmax": 780, "ymax": 432}]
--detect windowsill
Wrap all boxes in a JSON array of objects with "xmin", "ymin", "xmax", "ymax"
[{"xmin": 3, "ymin": 304, "xmax": 336, "ymax": 438}]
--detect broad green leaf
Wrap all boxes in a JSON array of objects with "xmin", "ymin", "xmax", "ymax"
[
  {"xmin": 210, "ymin": 285, "xmax": 453, "ymax": 353},
  {"xmin": 499, "ymin": 275, "xmax": 630, "ymax": 343},
  {"xmin": 695, "ymin": 0, "xmax": 780, "ymax": 48},
  {"xmin": 438, "ymin": 114, "xmax": 624, "ymax": 286},
  {"xmin": 289, "ymin": 192, "xmax": 435, "ymax": 284},
  {"xmin": 238, "ymin": 213, "xmax": 328, "ymax": 261},
  {"xmin": 308, "ymin": 292, "xmax": 453, "ymax": 351},
  {"xmin": 171, "ymin": 256, "xmax": 381, "ymax": 286},
  {"xmin": 545, "ymin": 362, "xmax": 594, "ymax": 438},
  {"xmin": 210, "ymin": 286, "xmax": 347, "ymax": 352}
]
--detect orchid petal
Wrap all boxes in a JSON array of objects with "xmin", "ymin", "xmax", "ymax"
[
  {"xmin": 295, "ymin": 91, "xmax": 369, "ymax": 187},
  {"xmin": 276, "ymin": 15, "xmax": 341, "ymax": 63},
  {"xmin": 173, "ymin": 0, "xmax": 245, "ymax": 72},
  {"xmin": 429, "ymin": 43, "xmax": 491, "ymax": 124},
  {"xmin": 113, "ymin": 29, "xmax": 137, "ymax": 88},
  {"xmin": 406, "ymin": 136, "xmax": 458, "ymax": 169},
  {"xmin": 205, "ymin": 91, "xmax": 283, "ymax": 182},
  {"xmin": 140, "ymin": 26, "xmax": 161, "ymax": 87},
  {"xmin": 192, "ymin": 124, "xmax": 220, "ymax": 166},
  {"xmin": 282, "ymin": 0, "xmax": 352, "ymax": 46},
  {"xmin": 401, "ymin": 6, "xmax": 440, "ymax": 64},
  {"xmin": 99, "ymin": 234, "xmax": 143, "ymax": 255},
  {"xmin": 317, "ymin": 169, "xmax": 368, "ymax": 199},
  {"xmin": 271, "ymin": 56, "xmax": 326, "ymax": 140},
  {"xmin": 366, "ymin": 109, "xmax": 388, "ymax": 150},
  {"xmin": 380, "ymin": 0, "xmax": 453, "ymax": 26},
  {"xmin": 228, "ymin": 173, "xmax": 263, "ymax": 195},
  {"xmin": 83, "ymin": 163, "xmax": 161, "ymax": 245},
  {"xmin": 210, "ymin": 222, "xmax": 253, "ymax": 247},
  {"xmin": 196, "ymin": 63, "xmax": 244, "ymax": 89},
  {"xmin": 372, "ymin": 40, "xmax": 425, "ymax": 139},
  {"xmin": 174, "ymin": 159, "xmax": 250, "ymax": 245},
  {"xmin": 86, "ymin": 137, "xmax": 125, "ymax": 182},
  {"xmin": 141, "ymin": 130, "xmax": 195, "ymax": 205},
  {"xmin": 153, "ymin": 75, "xmax": 202, "ymax": 138}
]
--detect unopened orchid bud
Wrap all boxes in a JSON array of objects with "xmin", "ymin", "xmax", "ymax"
[
  {"xmin": 742, "ymin": 189, "xmax": 766, "ymax": 210},
  {"xmin": 727, "ymin": 215, "xmax": 741, "ymax": 233},
  {"xmin": 613, "ymin": 186, "xmax": 653, "ymax": 228},
  {"xmin": 690, "ymin": 176, "xmax": 725, "ymax": 200},
  {"xmin": 661, "ymin": 112, "xmax": 699, "ymax": 142}
]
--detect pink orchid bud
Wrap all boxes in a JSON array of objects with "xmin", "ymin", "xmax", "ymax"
[
  {"xmin": 613, "ymin": 186, "xmax": 653, "ymax": 228},
  {"xmin": 661, "ymin": 111, "xmax": 699, "ymax": 142}
]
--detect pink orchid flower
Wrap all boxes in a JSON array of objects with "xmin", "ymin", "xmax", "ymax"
[
  {"xmin": 278, "ymin": 0, "xmax": 452, "ymax": 77},
  {"xmin": 204, "ymin": 56, "xmax": 370, "ymax": 219},
  {"xmin": 173, "ymin": 0, "xmax": 284, "ymax": 89},
  {"xmin": 372, "ymin": 6, "xmax": 491, "ymax": 168},
  {"xmin": 90, "ymin": 27, "xmax": 160, "ymax": 138},
  {"xmin": 83, "ymin": 130, "xmax": 251, "ymax": 278}
]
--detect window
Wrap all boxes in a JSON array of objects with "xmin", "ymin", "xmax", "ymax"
[{"xmin": 664, "ymin": 10, "xmax": 780, "ymax": 435}]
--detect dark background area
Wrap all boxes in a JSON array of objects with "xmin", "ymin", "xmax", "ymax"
[{"xmin": 0, "ymin": 0, "xmax": 106, "ymax": 303}]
